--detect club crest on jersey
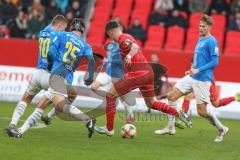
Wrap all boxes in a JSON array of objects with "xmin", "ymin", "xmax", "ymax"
[{"xmin": 120, "ymin": 39, "xmax": 132, "ymax": 51}]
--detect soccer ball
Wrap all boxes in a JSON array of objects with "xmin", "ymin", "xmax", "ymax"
[{"xmin": 121, "ymin": 124, "xmax": 137, "ymax": 139}]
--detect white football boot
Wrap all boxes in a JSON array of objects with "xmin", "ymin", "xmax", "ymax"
[
  {"xmin": 94, "ymin": 126, "xmax": 114, "ymax": 136},
  {"xmin": 214, "ymin": 126, "xmax": 229, "ymax": 143},
  {"xmin": 154, "ymin": 120, "xmax": 176, "ymax": 135}
]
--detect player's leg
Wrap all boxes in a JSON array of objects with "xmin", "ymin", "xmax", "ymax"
[
  {"xmin": 154, "ymin": 75, "xmax": 193, "ymax": 135},
  {"xmin": 193, "ymin": 81, "xmax": 228, "ymax": 142},
  {"xmin": 174, "ymin": 92, "xmax": 195, "ymax": 129},
  {"xmin": 91, "ymin": 73, "xmax": 110, "ymax": 97},
  {"xmin": 119, "ymin": 94, "xmax": 135, "ymax": 123},
  {"xmin": 16, "ymin": 95, "xmax": 50, "ymax": 137},
  {"xmin": 41, "ymin": 85, "xmax": 78, "ymax": 125},
  {"xmin": 48, "ymin": 76, "xmax": 95, "ymax": 138},
  {"xmin": 209, "ymin": 80, "xmax": 236, "ymax": 108},
  {"xmin": 5, "ymin": 70, "xmax": 42, "ymax": 130}
]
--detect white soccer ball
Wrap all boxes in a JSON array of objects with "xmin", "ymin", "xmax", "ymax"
[{"xmin": 121, "ymin": 124, "xmax": 137, "ymax": 139}]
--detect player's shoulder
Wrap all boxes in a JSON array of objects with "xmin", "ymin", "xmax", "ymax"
[
  {"xmin": 119, "ymin": 33, "xmax": 134, "ymax": 42},
  {"xmin": 118, "ymin": 33, "xmax": 136, "ymax": 50},
  {"xmin": 207, "ymin": 35, "xmax": 218, "ymax": 46}
]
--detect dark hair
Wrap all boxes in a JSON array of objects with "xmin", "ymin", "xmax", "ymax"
[
  {"xmin": 200, "ymin": 14, "xmax": 214, "ymax": 26},
  {"xmin": 71, "ymin": 18, "xmax": 85, "ymax": 33},
  {"xmin": 105, "ymin": 20, "xmax": 121, "ymax": 32},
  {"xmin": 51, "ymin": 14, "xmax": 68, "ymax": 26}
]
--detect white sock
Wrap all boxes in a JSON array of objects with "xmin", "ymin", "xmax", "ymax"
[
  {"xmin": 47, "ymin": 108, "xmax": 56, "ymax": 118},
  {"xmin": 121, "ymin": 100, "xmax": 134, "ymax": 116},
  {"xmin": 10, "ymin": 101, "xmax": 27, "ymax": 126},
  {"xmin": 18, "ymin": 108, "xmax": 43, "ymax": 134},
  {"xmin": 63, "ymin": 105, "xmax": 89, "ymax": 122},
  {"xmin": 167, "ymin": 101, "xmax": 177, "ymax": 129},
  {"xmin": 93, "ymin": 87, "xmax": 108, "ymax": 97},
  {"xmin": 207, "ymin": 107, "xmax": 224, "ymax": 131}
]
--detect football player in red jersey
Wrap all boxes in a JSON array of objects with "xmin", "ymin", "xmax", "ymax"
[{"xmin": 94, "ymin": 20, "xmax": 192, "ymax": 136}]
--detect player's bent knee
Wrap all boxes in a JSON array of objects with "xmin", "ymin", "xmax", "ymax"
[
  {"xmin": 167, "ymin": 93, "xmax": 177, "ymax": 102},
  {"xmin": 197, "ymin": 107, "xmax": 208, "ymax": 118},
  {"xmin": 56, "ymin": 100, "xmax": 70, "ymax": 112},
  {"xmin": 212, "ymin": 101, "xmax": 220, "ymax": 108}
]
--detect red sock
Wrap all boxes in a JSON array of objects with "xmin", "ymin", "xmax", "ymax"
[
  {"xmin": 216, "ymin": 97, "xmax": 236, "ymax": 108},
  {"xmin": 182, "ymin": 99, "xmax": 190, "ymax": 113},
  {"xmin": 106, "ymin": 94, "xmax": 116, "ymax": 131},
  {"xmin": 152, "ymin": 101, "xmax": 178, "ymax": 116}
]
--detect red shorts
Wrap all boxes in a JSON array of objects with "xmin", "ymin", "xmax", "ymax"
[
  {"xmin": 113, "ymin": 65, "xmax": 155, "ymax": 98},
  {"xmin": 210, "ymin": 80, "xmax": 219, "ymax": 102}
]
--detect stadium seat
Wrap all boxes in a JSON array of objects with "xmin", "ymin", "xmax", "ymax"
[
  {"xmin": 96, "ymin": 0, "xmax": 114, "ymax": 11},
  {"xmin": 224, "ymin": 31, "xmax": 240, "ymax": 56},
  {"xmin": 164, "ymin": 26, "xmax": 185, "ymax": 52},
  {"xmin": 91, "ymin": 11, "xmax": 110, "ymax": 26},
  {"xmin": 112, "ymin": 0, "xmax": 133, "ymax": 26},
  {"xmin": 184, "ymin": 28, "xmax": 199, "ymax": 53},
  {"xmin": 144, "ymin": 26, "xmax": 165, "ymax": 51},
  {"xmin": 211, "ymin": 29, "xmax": 224, "ymax": 52},
  {"xmin": 87, "ymin": 25, "xmax": 105, "ymax": 45},
  {"xmin": 130, "ymin": 10, "xmax": 150, "ymax": 29},
  {"xmin": 211, "ymin": 14, "xmax": 226, "ymax": 31},
  {"xmin": 130, "ymin": 0, "xmax": 153, "ymax": 28},
  {"xmin": 189, "ymin": 13, "xmax": 204, "ymax": 28},
  {"xmin": 134, "ymin": 0, "xmax": 153, "ymax": 12}
]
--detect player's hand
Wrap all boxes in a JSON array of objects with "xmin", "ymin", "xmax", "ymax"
[
  {"xmin": 190, "ymin": 68, "xmax": 199, "ymax": 75},
  {"xmin": 124, "ymin": 55, "xmax": 132, "ymax": 67},
  {"xmin": 84, "ymin": 78, "xmax": 93, "ymax": 86},
  {"xmin": 185, "ymin": 70, "xmax": 191, "ymax": 75}
]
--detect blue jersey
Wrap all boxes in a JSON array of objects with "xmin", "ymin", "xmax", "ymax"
[
  {"xmin": 104, "ymin": 42, "xmax": 124, "ymax": 78},
  {"xmin": 37, "ymin": 24, "xmax": 55, "ymax": 71},
  {"xmin": 51, "ymin": 32, "xmax": 94, "ymax": 81},
  {"xmin": 191, "ymin": 36, "xmax": 219, "ymax": 82}
]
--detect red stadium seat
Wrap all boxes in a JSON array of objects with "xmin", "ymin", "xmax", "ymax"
[
  {"xmin": 211, "ymin": 14, "xmax": 226, "ymax": 31},
  {"xmin": 130, "ymin": 0, "xmax": 153, "ymax": 28},
  {"xmin": 134, "ymin": 0, "xmax": 153, "ymax": 12},
  {"xmin": 165, "ymin": 26, "xmax": 185, "ymax": 51},
  {"xmin": 224, "ymin": 31, "xmax": 240, "ymax": 56},
  {"xmin": 87, "ymin": 25, "xmax": 105, "ymax": 45},
  {"xmin": 96, "ymin": 0, "xmax": 114, "ymax": 10},
  {"xmin": 189, "ymin": 13, "xmax": 204, "ymax": 28},
  {"xmin": 211, "ymin": 29, "xmax": 224, "ymax": 53},
  {"xmin": 144, "ymin": 26, "xmax": 165, "ymax": 51},
  {"xmin": 184, "ymin": 28, "xmax": 199, "ymax": 53},
  {"xmin": 130, "ymin": 10, "xmax": 149, "ymax": 29},
  {"xmin": 112, "ymin": 0, "xmax": 133, "ymax": 27}
]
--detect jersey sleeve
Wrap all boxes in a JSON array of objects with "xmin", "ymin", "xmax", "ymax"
[
  {"xmin": 49, "ymin": 31, "xmax": 64, "ymax": 60},
  {"xmin": 84, "ymin": 44, "xmax": 95, "ymax": 80},
  {"xmin": 208, "ymin": 39, "xmax": 219, "ymax": 57},
  {"xmin": 118, "ymin": 34, "xmax": 133, "ymax": 52}
]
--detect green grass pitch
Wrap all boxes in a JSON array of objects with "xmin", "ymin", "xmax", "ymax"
[{"xmin": 0, "ymin": 102, "xmax": 239, "ymax": 160}]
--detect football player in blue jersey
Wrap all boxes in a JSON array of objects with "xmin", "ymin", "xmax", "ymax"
[
  {"xmin": 5, "ymin": 15, "xmax": 68, "ymax": 133},
  {"xmin": 7, "ymin": 19, "xmax": 96, "ymax": 138},
  {"xmin": 155, "ymin": 15, "xmax": 228, "ymax": 142}
]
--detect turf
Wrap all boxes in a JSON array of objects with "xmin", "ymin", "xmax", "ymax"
[{"xmin": 0, "ymin": 102, "xmax": 239, "ymax": 160}]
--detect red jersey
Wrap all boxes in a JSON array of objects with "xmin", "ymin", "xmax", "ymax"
[
  {"xmin": 118, "ymin": 33, "xmax": 147, "ymax": 63},
  {"xmin": 117, "ymin": 33, "xmax": 150, "ymax": 73}
]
